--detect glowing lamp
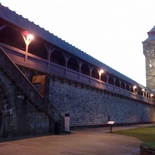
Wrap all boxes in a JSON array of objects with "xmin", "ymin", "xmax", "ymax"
[
  {"xmin": 27, "ymin": 34, "xmax": 34, "ymax": 41},
  {"xmin": 99, "ymin": 69, "xmax": 104, "ymax": 74},
  {"xmin": 22, "ymin": 31, "xmax": 34, "ymax": 42}
]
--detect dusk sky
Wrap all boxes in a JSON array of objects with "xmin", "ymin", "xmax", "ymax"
[{"xmin": 1, "ymin": 0, "xmax": 155, "ymax": 86}]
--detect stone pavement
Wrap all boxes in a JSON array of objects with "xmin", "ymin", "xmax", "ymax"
[{"xmin": 0, "ymin": 124, "xmax": 152, "ymax": 155}]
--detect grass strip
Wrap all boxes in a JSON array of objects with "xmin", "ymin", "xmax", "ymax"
[{"xmin": 113, "ymin": 125, "xmax": 155, "ymax": 148}]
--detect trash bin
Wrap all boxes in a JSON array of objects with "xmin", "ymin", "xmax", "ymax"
[{"xmin": 55, "ymin": 122, "xmax": 62, "ymax": 134}]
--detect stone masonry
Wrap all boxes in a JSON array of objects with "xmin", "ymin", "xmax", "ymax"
[
  {"xmin": 49, "ymin": 78, "xmax": 155, "ymax": 127},
  {"xmin": 1, "ymin": 64, "xmax": 155, "ymax": 137},
  {"xmin": 0, "ymin": 68, "xmax": 52, "ymax": 137}
]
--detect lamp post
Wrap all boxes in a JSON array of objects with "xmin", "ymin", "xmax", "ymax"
[{"xmin": 22, "ymin": 31, "xmax": 34, "ymax": 63}]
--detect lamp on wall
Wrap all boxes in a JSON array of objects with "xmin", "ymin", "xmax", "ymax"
[
  {"xmin": 133, "ymin": 85, "xmax": 137, "ymax": 93},
  {"xmin": 150, "ymin": 93, "xmax": 154, "ymax": 98},
  {"xmin": 99, "ymin": 69, "xmax": 104, "ymax": 81},
  {"xmin": 22, "ymin": 31, "xmax": 34, "ymax": 52},
  {"xmin": 142, "ymin": 88, "xmax": 145, "ymax": 97},
  {"xmin": 22, "ymin": 31, "xmax": 34, "ymax": 62}
]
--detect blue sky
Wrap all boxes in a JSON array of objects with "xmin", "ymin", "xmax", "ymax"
[{"xmin": 1, "ymin": 0, "xmax": 155, "ymax": 86}]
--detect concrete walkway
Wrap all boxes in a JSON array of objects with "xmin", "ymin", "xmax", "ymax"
[{"xmin": 0, "ymin": 124, "xmax": 152, "ymax": 155}]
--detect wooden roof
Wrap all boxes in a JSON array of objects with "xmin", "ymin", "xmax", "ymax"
[{"xmin": 0, "ymin": 3, "xmax": 145, "ymax": 87}]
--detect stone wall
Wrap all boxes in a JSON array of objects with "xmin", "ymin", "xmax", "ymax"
[
  {"xmin": 0, "ymin": 68, "xmax": 52, "ymax": 137},
  {"xmin": 49, "ymin": 78, "xmax": 155, "ymax": 127},
  {"xmin": 13, "ymin": 96, "xmax": 50, "ymax": 136},
  {"xmin": 6, "ymin": 65, "xmax": 155, "ymax": 137}
]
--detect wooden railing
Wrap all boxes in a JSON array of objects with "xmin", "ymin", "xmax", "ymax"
[
  {"xmin": 0, "ymin": 43, "xmax": 154, "ymax": 105},
  {"xmin": 0, "ymin": 47, "xmax": 64, "ymax": 122}
]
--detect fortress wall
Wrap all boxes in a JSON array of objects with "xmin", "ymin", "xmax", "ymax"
[
  {"xmin": 49, "ymin": 78, "xmax": 155, "ymax": 127},
  {"xmin": 15, "ymin": 66, "xmax": 155, "ymax": 131}
]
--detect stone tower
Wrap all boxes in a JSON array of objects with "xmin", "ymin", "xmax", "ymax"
[{"xmin": 143, "ymin": 26, "xmax": 155, "ymax": 91}]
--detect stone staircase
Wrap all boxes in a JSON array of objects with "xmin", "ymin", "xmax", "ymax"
[{"xmin": 0, "ymin": 47, "xmax": 64, "ymax": 134}]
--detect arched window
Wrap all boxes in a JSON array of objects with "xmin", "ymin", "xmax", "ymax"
[
  {"xmin": 67, "ymin": 57, "xmax": 79, "ymax": 71},
  {"xmin": 121, "ymin": 82, "xmax": 125, "ymax": 89},
  {"xmin": 50, "ymin": 50, "xmax": 65, "ymax": 66},
  {"xmin": 137, "ymin": 87, "xmax": 143, "ymax": 95},
  {"xmin": 101, "ymin": 74, "xmax": 107, "ymax": 82},
  {"xmin": 29, "ymin": 39, "xmax": 48, "ymax": 59},
  {"xmin": 126, "ymin": 84, "xmax": 130, "ymax": 91},
  {"xmin": 108, "ymin": 76, "xmax": 114, "ymax": 85},
  {"xmin": 115, "ymin": 79, "xmax": 120, "ymax": 87},
  {"xmin": 92, "ymin": 68, "xmax": 99, "ymax": 79},
  {"xmin": 81, "ymin": 63, "xmax": 90, "ymax": 76},
  {"xmin": 0, "ymin": 27, "xmax": 25, "ymax": 50},
  {"xmin": 131, "ymin": 86, "xmax": 134, "ymax": 93}
]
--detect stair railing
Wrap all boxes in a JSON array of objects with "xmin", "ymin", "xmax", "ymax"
[{"xmin": 0, "ymin": 47, "xmax": 64, "ymax": 123}]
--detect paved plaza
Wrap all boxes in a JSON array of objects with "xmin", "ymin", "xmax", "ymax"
[{"xmin": 0, "ymin": 124, "xmax": 151, "ymax": 155}]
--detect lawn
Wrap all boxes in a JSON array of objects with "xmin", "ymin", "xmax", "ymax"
[{"xmin": 113, "ymin": 125, "xmax": 155, "ymax": 148}]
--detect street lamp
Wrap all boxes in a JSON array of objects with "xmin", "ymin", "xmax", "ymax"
[
  {"xmin": 99, "ymin": 69, "xmax": 104, "ymax": 81},
  {"xmin": 22, "ymin": 31, "xmax": 34, "ymax": 62}
]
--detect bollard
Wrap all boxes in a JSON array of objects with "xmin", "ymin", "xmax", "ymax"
[{"xmin": 64, "ymin": 113, "xmax": 70, "ymax": 133}]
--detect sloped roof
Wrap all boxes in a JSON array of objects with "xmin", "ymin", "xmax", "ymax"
[
  {"xmin": 143, "ymin": 26, "xmax": 155, "ymax": 42},
  {"xmin": 0, "ymin": 3, "xmax": 145, "ymax": 87},
  {"xmin": 149, "ymin": 26, "xmax": 155, "ymax": 33}
]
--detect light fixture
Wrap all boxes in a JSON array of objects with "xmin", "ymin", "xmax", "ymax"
[
  {"xmin": 99, "ymin": 69, "xmax": 104, "ymax": 74},
  {"xmin": 27, "ymin": 34, "xmax": 34, "ymax": 41},
  {"xmin": 22, "ymin": 30, "xmax": 34, "ymax": 62},
  {"xmin": 99, "ymin": 69, "xmax": 104, "ymax": 80},
  {"xmin": 22, "ymin": 31, "xmax": 34, "ymax": 45}
]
